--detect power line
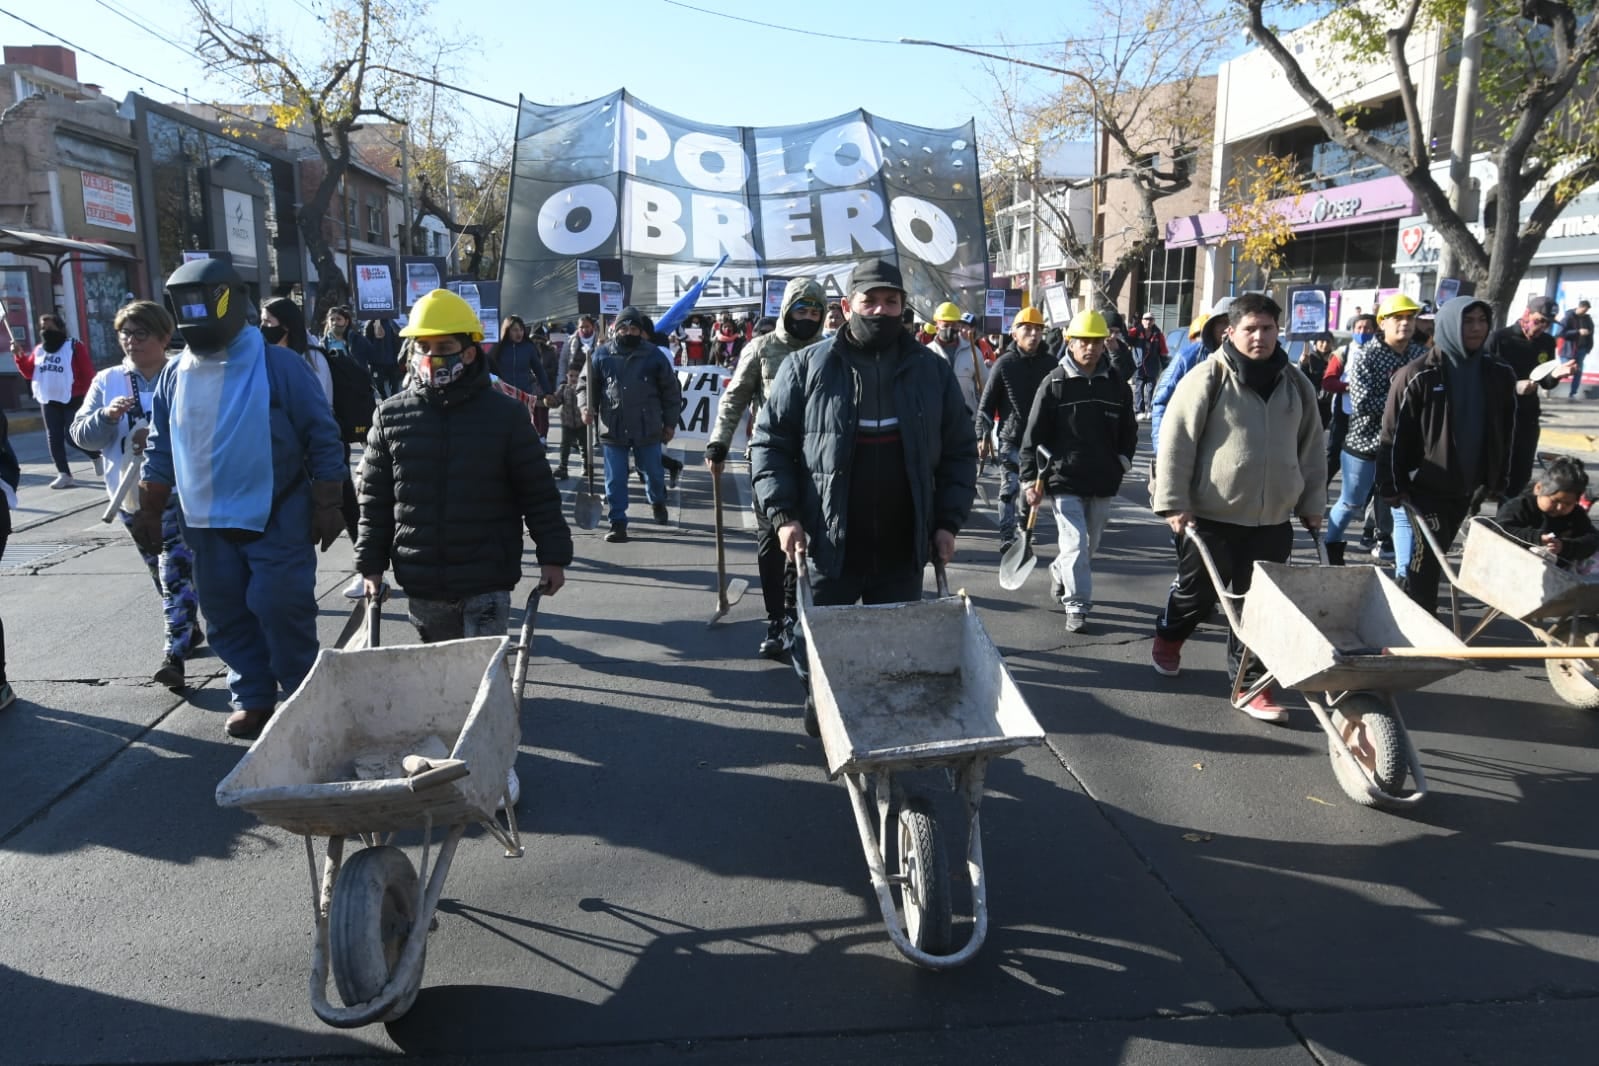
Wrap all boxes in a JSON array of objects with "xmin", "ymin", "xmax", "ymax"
[{"xmin": 658, "ymin": 0, "xmax": 1241, "ymax": 49}]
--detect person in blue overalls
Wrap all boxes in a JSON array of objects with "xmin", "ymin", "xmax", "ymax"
[{"xmin": 134, "ymin": 260, "xmax": 345, "ymax": 739}]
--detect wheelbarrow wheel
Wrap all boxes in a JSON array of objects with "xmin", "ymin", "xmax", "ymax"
[
  {"xmin": 1544, "ymin": 623, "xmax": 1599, "ymax": 710},
  {"xmin": 896, "ymin": 798, "xmax": 953, "ymax": 955},
  {"xmin": 330, "ymin": 845, "xmax": 424, "ymax": 1020},
  {"xmin": 1328, "ymin": 695, "xmax": 1407, "ymax": 807}
]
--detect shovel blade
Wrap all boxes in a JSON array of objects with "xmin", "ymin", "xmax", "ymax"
[
  {"xmin": 573, "ymin": 488, "xmax": 599, "ymax": 530},
  {"xmin": 725, "ymin": 577, "xmax": 749, "ymax": 605},
  {"xmin": 997, "ymin": 539, "xmax": 1036, "ymax": 591}
]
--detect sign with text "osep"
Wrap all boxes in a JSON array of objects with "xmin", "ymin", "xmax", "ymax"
[{"xmin": 502, "ymin": 90, "xmax": 988, "ymax": 324}]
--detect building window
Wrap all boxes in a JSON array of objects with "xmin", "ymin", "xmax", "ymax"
[
  {"xmin": 366, "ymin": 193, "xmax": 385, "ymax": 246},
  {"xmin": 1141, "ymin": 245, "xmax": 1197, "ymax": 333}
]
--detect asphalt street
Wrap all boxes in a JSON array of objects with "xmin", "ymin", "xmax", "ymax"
[{"xmin": 3, "ymin": 407, "xmax": 1599, "ymax": 1066}]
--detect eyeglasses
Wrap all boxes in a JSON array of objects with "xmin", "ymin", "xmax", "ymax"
[{"xmin": 117, "ymin": 328, "xmax": 153, "ymax": 343}]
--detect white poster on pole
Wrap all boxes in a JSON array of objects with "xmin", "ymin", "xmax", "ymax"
[{"xmin": 675, "ymin": 367, "xmax": 746, "ymax": 451}]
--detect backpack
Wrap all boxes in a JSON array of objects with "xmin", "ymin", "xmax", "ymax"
[{"xmin": 325, "ymin": 347, "xmax": 377, "ymax": 443}]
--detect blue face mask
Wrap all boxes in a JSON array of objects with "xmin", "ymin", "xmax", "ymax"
[{"xmin": 1354, "ymin": 331, "xmax": 1373, "ymax": 346}]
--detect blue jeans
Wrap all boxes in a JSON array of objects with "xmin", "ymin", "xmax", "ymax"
[
  {"xmin": 1049, "ymin": 494, "xmax": 1112, "ymax": 611},
  {"xmin": 603, "ymin": 441, "xmax": 665, "ymax": 525},
  {"xmin": 184, "ymin": 518, "xmax": 319, "ymax": 711},
  {"xmin": 1326, "ymin": 451, "xmax": 1377, "ymax": 544},
  {"xmin": 996, "ymin": 448, "xmax": 1022, "ymax": 543}
]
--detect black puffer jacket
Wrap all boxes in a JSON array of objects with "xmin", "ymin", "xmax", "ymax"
[
  {"xmin": 579, "ymin": 340, "xmax": 683, "ymax": 447},
  {"xmin": 1020, "ymin": 360, "xmax": 1138, "ymax": 498},
  {"xmin": 355, "ymin": 357, "xmax": 573, "ymax": 600},
  {"xmin": 750, "ymin": 329, "xmax": 978, "ymax": 580},
  {"xmin": 975, "ymin": 342, "xmax": 1055, "ymax": 451}
]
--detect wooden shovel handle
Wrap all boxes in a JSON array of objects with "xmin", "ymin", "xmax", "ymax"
[{"xmin": 1350, "ymin": 645, "xmax": 1599, "ymax": 661}]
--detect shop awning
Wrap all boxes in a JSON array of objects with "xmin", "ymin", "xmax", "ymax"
[{"xmin": 0, "ymin": 227, "xmax": 135, "ymax": 274}]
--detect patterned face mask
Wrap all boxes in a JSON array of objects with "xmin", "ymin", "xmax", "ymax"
[{"xmin": 420, "ymin": 350, "xmax": 468, "ymax": 388}]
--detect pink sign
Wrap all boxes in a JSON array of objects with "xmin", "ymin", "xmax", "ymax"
[{"xmin": 1165, "ymin": 174, "xmax": 1419, "ymax": 249}]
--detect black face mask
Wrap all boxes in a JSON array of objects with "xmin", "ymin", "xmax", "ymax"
[
  {"xmin": 847, "ymin": 311, "xmax": 902, "ymax": 352},
  {"xmin": 259, "ymin": 324, "xmax": 287, "ymax": 346},
  {"xmin": 936, "ymin": 327, "xmax": 958, "ymax": 344},
  {"xmin": 41, "ymin": 329, "xmax": 66, "ymax": 350},
  {"xmin": 616, "ymin": 334, "xmax": 642, "ymax": 351},
  {"xmin": 787, "ymin": 316, "xmax": 821, "ymax": 341}
]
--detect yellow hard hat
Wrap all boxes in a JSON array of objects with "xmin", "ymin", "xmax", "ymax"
[
  {"xmin": 1064, "ymin": 309, "xmax": 1110, "ymax": 339},
  {"xmin": 1188, "ymin": 313, "xmax": 1209, "ymax": 339},
  {"xmin": 399, "ymin": 289, "xmax": 484, "ymax": 341},
  {"xmin": 1376, "ymin": 293, "xmax": 1423, "ymax": 321},
  {"xmin": 934, "ymin": 301, "xmax": 963, "ymax": 323},
  {"xmin": 1012, "ymin": 306, "xmax": 1046, "ymax": 329}
]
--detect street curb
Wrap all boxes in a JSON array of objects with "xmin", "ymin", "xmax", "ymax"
[
  {"xmin": 5, "ymin": 409, "xmax": 42, "ymax": 435},
  {"xmin": 1540, "ymin": 428, "xmax": 1599, "ymax": 453}
]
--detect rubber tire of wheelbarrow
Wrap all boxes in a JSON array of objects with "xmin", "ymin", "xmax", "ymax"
[
  {"xmin": 896, "ymin": 798, "xmax": 954, "ymax": 956},
  {"xmin": 1327, "ymin": 695, "xmax": 1408, "ymax": 808},
  {"xmin": 330, "ymin": 845, "xmax": 424, "ymax": 1020},
  {"xmin": 1544, "ymin": 624, "xmax": 1599, "ymax": 710}
]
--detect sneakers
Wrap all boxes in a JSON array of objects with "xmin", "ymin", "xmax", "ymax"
[
  {"xmin": 1064, "ymin": 610, "xmax": 1087, "ymax": 633},
  {"xmin": 49, "ymin": 473, "xmax": 75, "ymax": 490},
  {"xmin": 605, "ymin": 522, "xmax": 629, "ymax": 543},
  {"xmin": 342, "ymin": 573, "xmax": 367, "ymax": 599},
  {"xmin": 1151, "ymin": 634, "xmax": 1184, "ymax": 676},
  {"xmin": 0, "ymin": 682, "xmax": 14, "ymax": 712},
  {"xmin": 1374, "ymin": 539, "xmax": 1395, "ymax": 561},
  {"xmin": 225, "ymin": 707, "xmax": 273, "ymax": 739},
  {"xmin": 153, "ymin": 655, "xmax": 185, "ymax": 691},
  {"xmin": 1241, "ymin": 686, "xmax": 1290, "ymax": 723},
  {"xmin": 759, "ymin": 618, "xmax": 786, "ymax": 659},
  {"xmin": 652, "ymin": 502, "xmax": 670, "ymax": 524}
]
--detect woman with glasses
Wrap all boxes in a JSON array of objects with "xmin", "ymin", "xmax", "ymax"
[{"xmin": 69, "ymin": 301, "xmax": 201, "ymax": 691}]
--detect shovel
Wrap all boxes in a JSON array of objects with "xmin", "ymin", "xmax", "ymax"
[
  {"xmin": 708, "ymin": 467, "xmax": 748, "ymax": 625},
  {"xmin": 573, "ymin": 418, "xmax": 599, "ymax": 530},
  {"xmin": 100, "ymin": 449, "xmax": 141, "ymax": 523},
  {"xmin": 1338, "ymin": 644, "xmax": 1599, "ymax": 661},
  {"xmin": 998, "ymin": 445, "xmax": 1051, "ymax": 591}
]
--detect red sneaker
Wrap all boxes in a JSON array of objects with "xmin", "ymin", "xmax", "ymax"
[
  {"xmin": 1151, "ymin": 635, "xmax": 1184, "ymax": 676},
  {"xmin": 1242, "ymin": 687, "xmax": 1290, "ymax": 723}
]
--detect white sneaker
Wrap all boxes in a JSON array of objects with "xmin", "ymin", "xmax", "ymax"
[
  {"xmin": 342, "ymin": 573, "xmax": 367, "ymax": 599},
  {"xmin": 48, "ymin": 473, "xmax": 75, "ymax": 490}
]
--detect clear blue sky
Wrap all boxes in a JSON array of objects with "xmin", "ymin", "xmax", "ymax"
[{"xmin": 2, "ymin": 0, "xmax": 1076, "ymax": 143}]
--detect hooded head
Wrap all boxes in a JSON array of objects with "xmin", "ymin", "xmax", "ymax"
[
  {"xmin": 1201, "ymin": 297, "xmax": 1234, "ymax": 351},
  {"xmin": 1433, "ymin": 296, "xmax": 1495, "ymax": 363},
  {"xmin": 164, "ymin": 258, "xmax": 248, "ymax": 355},
  {"xmin": 776, "ymin": 276, "xmax": 826, "ymax": 346}
]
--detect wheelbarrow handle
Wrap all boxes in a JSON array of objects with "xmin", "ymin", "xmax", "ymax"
[{"xmin": 1182, "ymin": 523, "xmax": 1248, "ymax": 635}]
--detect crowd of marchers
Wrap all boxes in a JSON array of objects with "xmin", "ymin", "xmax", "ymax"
[{"xmin": 0, "ymin": 257, "xmax": 1593, "ymax": 745}]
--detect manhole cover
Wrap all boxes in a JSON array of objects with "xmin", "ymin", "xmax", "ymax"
[{"xmin": 0, "ymin": 543, "xmax": 70, "ymax": 567}]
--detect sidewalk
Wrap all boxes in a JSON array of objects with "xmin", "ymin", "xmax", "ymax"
[
  {"xmin": 1532, "ymin": 387, "xmax": 1599, "ymax": 463},
  {"xmin": 3, "ymin": 424, "xmax": 110, "ymax": 542}
]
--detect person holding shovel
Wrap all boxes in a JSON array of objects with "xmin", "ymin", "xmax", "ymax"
[
  {"xmin": 70, "ymin": 301, "xmax": 201, "ymax": 691},
  {"xmin": 1019, "ymin": 310, "xmax": 1137, "ymax": 634},
  {"xmin": 706, "ymin": 276, "xmax": 827, "ymax": 658}
]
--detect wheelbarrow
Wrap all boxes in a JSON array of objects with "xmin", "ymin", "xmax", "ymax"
[
  {"xmin": 1413, "ymin": 513, "xmax": 1599, "ymax": 709},
  {"xmin": 1186, "ymin": 527, "xmax": 1471, "ymax": 809},
  {"xmin": 798, "ymin": 557, "xmax": 1045, "ymax": 968},
  {"xmin": 214, "ymin": 588, "xmax": 541, "ymax": 1027}
]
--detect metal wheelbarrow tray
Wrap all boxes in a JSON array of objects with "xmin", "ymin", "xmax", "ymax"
[
  {"xmin": 800, "ymin": 572, "xmax": 1044, "ymax": 970},
  {"xmin": 1415, "ymin": 515, "xmax": 1599, "ymax": 709},
  {"xmin": 216, "ymin": 632, "xmax": 528, "ymax": 1028}
]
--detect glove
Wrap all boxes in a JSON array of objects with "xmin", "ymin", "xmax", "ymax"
[
  {"xmin": 704, "ymin": 441, "xmax": 728, "ymax": 463},
  {"xmin": 310, "ymin": 480, "xmax": 345, "ymax": 552},
  {"xmin": 130, "ymin": 481, "xmax": 172, "ymax": 556}
]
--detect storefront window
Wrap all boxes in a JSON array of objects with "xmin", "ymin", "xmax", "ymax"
[
  {"xmin": 1232, "ymin": 221, "xmax": 1400, "ymax": 295},
  {"xmin": 1142, "ymin": 245, "xmax": 1196, "ymax": 331}
]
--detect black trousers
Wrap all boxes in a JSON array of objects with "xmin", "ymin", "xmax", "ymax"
[
  {"xmin": 1508, "ymin": 399, "xmax": 1541, "ymax": 498},
  {"xmin": 557, "ymin": 425, "xmax": 588, "ymax": 469},
  {"xmin": 1325, "ymin": 406, "xmax": 1348, "ymax": 485},
  {"xmin": 41, "ymin": 398, "xmax": 97, "ymax": 474},
  {"xmin": 1400, "ymin": 493, "xmax": 1472, "ymax": 617},
  {"xmin": 1157, "ymin": 519, "xmax": 1294, "ymax": 681},
  {"xmin": 794, "ymin": 557, "xmax": 925, "ymax": 687},
  {"xmin": 753, "ymin": 505, "xmax": 797, "ymax": 623}
]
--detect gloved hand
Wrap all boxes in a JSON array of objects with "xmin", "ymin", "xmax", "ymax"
[
  {"xmin": 131, "ymin": 481, "xmax": 172, "ymax": 556},
  {"xmin": 310, "ymin": 480, "xmax": 345, "ymax": 552},
  {"xmin": 704, "ymin": 441, "xmax": 728, "ymax": 467}
]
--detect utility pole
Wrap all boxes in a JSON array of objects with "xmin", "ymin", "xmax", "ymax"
[
  {"xmin": 398, "ymin": 123, "xmax": 412, "ymax": 256},
  {"xmin": 1438, "ymin": 0, "xmax": 1483, "ymax": 284},
  {"xmin": 1028, "ymin": 143, "xmax": 1042, "ymax": 306}
]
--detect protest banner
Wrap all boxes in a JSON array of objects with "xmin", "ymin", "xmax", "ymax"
[
  {"xmin": 763, "ymin": 277, "xmax": 790, "ymax": 319},
  {"xmin": 402, "ymin": 256, "xmax": 445, "ymax": 310},
  {"xmin": 351, "ymin": 257, "xmax": 399, "ymax": 320},
  {"xmin": 502, "ymin": 91, "xmax": 987, "ymax": 322},
  {"xmin": 1286, "ymin": 286, "xmax": 1331, "ymax": 339},
  {"xmin": 675, "ymin": 366, "xmax": 747, "ymax": 452}
]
